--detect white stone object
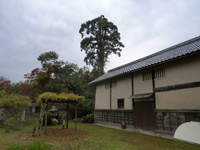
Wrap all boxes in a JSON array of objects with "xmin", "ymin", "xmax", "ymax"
[
  {"xmin": 51, "ymin": 118, "xmax": 58, "ymax": 123},
  {"xmin": 174, "ymin": 121, "xmax": 200, "ymax": 144}
]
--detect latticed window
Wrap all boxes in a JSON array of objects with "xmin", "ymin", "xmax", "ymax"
[
  {"xmin": 142, "ymin": 72, "xmax": 152, "ymax": 81},
  {"xmin": 155, "ymin": 68, "xmax": 166, "ymax": 78}
]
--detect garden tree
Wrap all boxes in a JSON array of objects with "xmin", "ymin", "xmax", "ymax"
[
  {"xmin": 55, "ymin": 61, "xmax": 79, "ymax": 92},
  {"xmin": 19, "ymin": 82, "xmax": 38, "ymax": 102},
  {"xmin": 24, "ymin": 51, "xmax": 78, "ymax": 94},
  {"xmin": 37, "ymin": 51, "xmax": 59, "ymax": 67},
  {"xmin": 0, "ymin": 90, "xmax": 31, "ymax": 130},
  {"xmin": 79, "ymin": 15, "xmax": 124, "ymax": 75},
  {"xmin": 0, "ymin": 92, "xmax": 31, "ymax": 118},
  {"xmin": 0, "ymin": 76, "xmax": 11, "ymax": 93},
  {"xmin": 19, "ymin": 82, "xmax": 33, "ymax": 96},
  {"xmin": 71, "ymin": 66, "xmax": 91, "ymax": 95},
  {"xmin": 70, "ymin": 67, "xmax": 95, "ymax": 115},
  {"xmin": 24, "ymin": 67, "xmax": 51, "ymax": 93},
  {"xmin": 25, "ymin": 51, "xmax": 97, "ymax": 116},
  {"xmin": 10, "ymin": 82, "xmax": 21, "ymax": 94}
]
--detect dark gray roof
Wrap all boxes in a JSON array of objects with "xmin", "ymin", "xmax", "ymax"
[{"xmin": 90, "ymin": 35, "xmax": 200, "ymax": 84}]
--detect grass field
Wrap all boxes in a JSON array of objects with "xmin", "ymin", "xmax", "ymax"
[{"xmin": 0, "ymin": 116, "xmax": 199, "ymax": 150}]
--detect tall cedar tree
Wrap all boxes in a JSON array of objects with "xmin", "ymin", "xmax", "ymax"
[{"xmin": 79, "ymin": 15, "xmax": 124, "ymax": 75}]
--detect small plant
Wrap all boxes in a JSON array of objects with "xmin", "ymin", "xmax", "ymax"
[
  {"xmin": 3, "ymin": 117, "xmax": 18, "ymax": 132},
  {"xmin": 28, "ymin": 140, "xmax": 49, "ymax": 150},
  {"xmin": 82, "ymin": 113, "xmax": 94, "ymax": 123}
]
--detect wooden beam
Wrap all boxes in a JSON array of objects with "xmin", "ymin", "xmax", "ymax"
[{"xmin": 155, "ymin": 81, "xmax": 200, "ymax": 92}]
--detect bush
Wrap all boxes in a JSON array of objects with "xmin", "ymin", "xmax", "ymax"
[
  {"xmin": 82, "ymin": 113, "xmax": 94, "ymax": 123},
  {"xmin": 28, "ymin": 140, "xmax": 49, "ymax": 150},
  {"xmin": 3, "ymin": 117, "xmax": 18, "ymax": 132}
]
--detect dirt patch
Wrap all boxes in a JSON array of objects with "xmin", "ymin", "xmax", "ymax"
[{"xmin": 17, "ymin": 128, "xmax": 85, "ymax": 144}]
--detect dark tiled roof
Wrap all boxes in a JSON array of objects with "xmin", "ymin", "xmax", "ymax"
[{"xmin": 90, "ymin": 36, "xmax": 200, "ymax": 84}]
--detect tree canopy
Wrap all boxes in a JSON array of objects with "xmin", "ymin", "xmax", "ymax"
[
  {"xmin": 79, "ymin": 15, "xmax": 124, "ymax": 75},
  {"xmin": 24, "ymin": 51, "xmax": 78, "ymax": 94},
  {"xmin": 23, "ymin": 51, "xmax": 95, "ymax": 115},
  {"xmin": 0, "ymin": 51, "xmax": 97, "ymax": 118},
  {"xmin": 0, "ymin": 76, "xmax": 11, "ymax": 93},
  {"xmin": 37, "ymin": 51, "xmax": 59, "ymax": 67},
  {"xmin": 0, "ymin": 91, "xmax": 31, "ymax": 119}
]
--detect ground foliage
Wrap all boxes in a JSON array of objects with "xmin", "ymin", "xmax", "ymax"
[
  {"xmin": 81, "ymin": 113, "xmax": 94, "ymax": 123},
  {"xmin": 7, "ymin": 140, "xmax": 49, "ymax": 150}
]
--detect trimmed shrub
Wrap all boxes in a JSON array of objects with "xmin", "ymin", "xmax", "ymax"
[
  {"xmin": 82, "ymin": 113, "xmax": 94, "ymax": 123},
  {"xmin": 3, "ymin": 117, "xmax": 18, "ymax": 132}
]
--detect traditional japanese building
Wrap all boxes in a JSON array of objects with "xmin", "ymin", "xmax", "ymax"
[{"xmin": 90, "ymin": 35, "xmax": 200, "ymax": 134}]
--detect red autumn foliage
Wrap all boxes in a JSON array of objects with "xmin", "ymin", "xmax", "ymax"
[{"xmin": 0, "ymin": 76, "xmax": 11, "ymax": 93}]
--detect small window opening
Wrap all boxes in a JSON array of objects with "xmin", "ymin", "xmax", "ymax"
[{"xmin": 118, "ymin": 99, "xmax": 124, "ymax": 109}]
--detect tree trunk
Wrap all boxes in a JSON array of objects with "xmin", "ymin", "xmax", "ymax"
[{"xmin": 75, "ymin": 103, "xmax": 78, "ymax": 131}]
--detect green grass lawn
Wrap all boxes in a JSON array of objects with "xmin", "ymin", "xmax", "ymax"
[
  {"xmin": 68, "ymin": 123, "xmax": 200, "ymax": 150},
  {"xmin": 0, "ymin": 116, "xmax": 38, "ymax": 150},
  {"xmin": 0, "ymin": 116, "xmax": 199, "ymax": 150}
]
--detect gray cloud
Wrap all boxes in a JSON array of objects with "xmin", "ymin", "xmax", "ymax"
[{"xmin": 0, "ymin": 0, "xmax": 200, "ymax": 82}]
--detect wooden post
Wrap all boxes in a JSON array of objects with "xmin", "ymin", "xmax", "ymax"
[
  {"xmin": 39, "ymin": 104, "xmax": 45, "ymax": 136},
  {"xmin": 32, "ymin": 104, "xmax": 45, "ymax": 136},
  {"xmin": 44, "ymin": 103, "xmax": 48, "ymax": 134},
  {"xmin": 66, "ymin": 102, "xmax": 69, "ymax": 129},
  {"xmin": 75, "ymin": 103, "xmax": 78, "ymax": 131}
]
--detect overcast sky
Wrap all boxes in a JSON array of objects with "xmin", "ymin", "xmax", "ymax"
[{"xmin": 0, "ymin": 0, "xmax": 200, "ymax": 83}]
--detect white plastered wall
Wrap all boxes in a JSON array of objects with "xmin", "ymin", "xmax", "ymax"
[
  {"xmin": 133, "ymin": 71, "xmax": 153, "ymax": 94},
  {"xmin": 155, "ymin": 56, "xmax": 200, "ymax": 88},
  {"xmin": 156, "ymin": 87, "xmax": 200, "ymax": 109},
  {"xmin": 95, "ymin": 82, "xmax": 110, "ymax": 109},
  {"xmin": 111, "ymin": 75, "xmax": 132, "ymax": 109},
  {"xmin": 155, "ymin": 56, "xmax": 200, "ymax": 109},
  {"xmin": 95, "ymin": 54, "xmax": 200, "ymax": 110}
]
